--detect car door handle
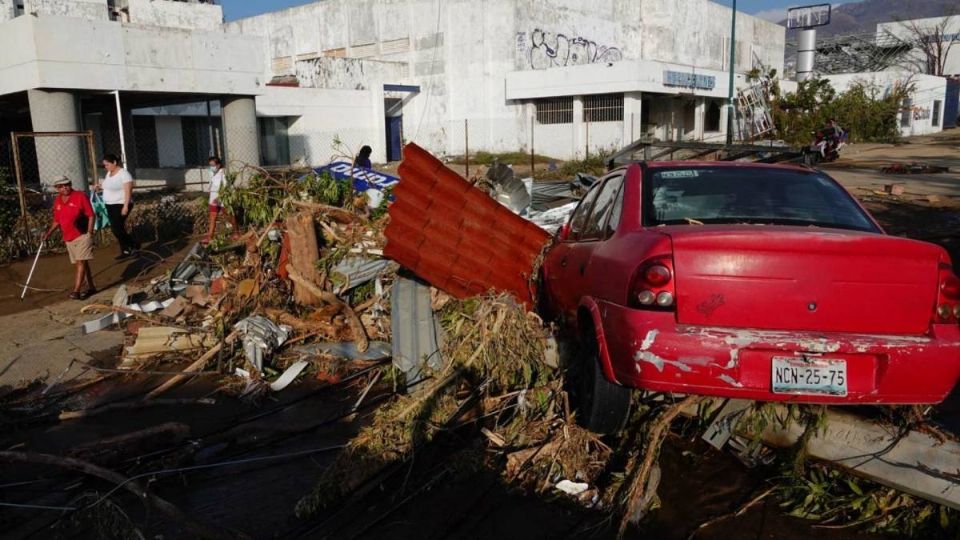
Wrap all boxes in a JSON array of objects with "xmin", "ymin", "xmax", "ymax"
[
  {"xmin": 579, "ymin": 262, "xmax": 587, "ymax": 275},
  {"xmin": 560, "ymin": 256, "xmax": 568, "ymax": 268}
]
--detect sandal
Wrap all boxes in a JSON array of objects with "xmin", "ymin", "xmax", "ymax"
[
  {"xmin": 69, "ymin": 291, "xmax": 83, "ymax": 300},
  {"xmin": 82, "ymin": 288, "xmax": 97, "ymax": 299}
]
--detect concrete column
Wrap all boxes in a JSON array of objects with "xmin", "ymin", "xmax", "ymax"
[
  {"xmin": 695, "ymin": 98, "xmax": 705, "ymax": 141},
  {"xmin": 221, "ymin": 96, "xmax": 260, "ymax": 177},
  {"xmin": 623, "ymin": 92, "xmax": 642, "ymax": 144},
  {"xmin": 572, "ymin": 96, "xmax": 584, "ymax": 159},
  {"xmin": 27, "ymin": 89, "xmax": 88, "ymax": 190},
  {"xmin": 371, "ymin": 84, "xmax": 387, "ymax": 164}
]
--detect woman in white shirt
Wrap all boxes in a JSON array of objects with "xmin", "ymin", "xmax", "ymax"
[
  {"xmin": 96, "ymin": 154, "xmax": 140, "ymax": 259},
  {"xmin": 203, "ymin": 156, "xmax": 238, "ymax": 245}
]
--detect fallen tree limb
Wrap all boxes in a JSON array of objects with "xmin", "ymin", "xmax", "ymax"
[
  {"xmin": 59, "ymin": 398, "xmax": 216, "ymax": 421},
  {"xmin": 0, "ymin": 451, "xmax": 245, "ymax": 540},
  {"xmin": 144, "ymin": 329, "xmax": 240, "ymax": 399},
  {"xmin": 290, "ymin": 200, "xmax": 365, "ymax": 224},
  {"xmin": 288, "ymin": 268, "xmax": 369, "ymax": 352},
  {"xmin": 618, "ymin": 395, "xmax": 703, "ymax": 538}
]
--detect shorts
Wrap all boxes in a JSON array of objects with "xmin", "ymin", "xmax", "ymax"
[
  {"xmin": 66, "ymin": 234, "xmax": 94, "ymax": 264},
  {"xmin": 209, "ymin": 203, "xmax": 223, "ymax": 213}
]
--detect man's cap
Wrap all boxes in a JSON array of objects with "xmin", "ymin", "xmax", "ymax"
[{"xmin": 51, "ymin": 175, "xmax": 72, "ymax": 186}]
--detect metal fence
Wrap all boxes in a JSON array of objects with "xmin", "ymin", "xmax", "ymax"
[{"xmin": 11, "ymin": 131, "xmax": 98, "ymax": 221}]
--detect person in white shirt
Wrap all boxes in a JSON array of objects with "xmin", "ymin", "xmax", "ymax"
[
  {"xmin": 95, "ymin": 154, "xmax": 140, "ymax": 259},
  {"xmin": 203, "ymin": 156, "xmax": 238, "ymax": 245}
]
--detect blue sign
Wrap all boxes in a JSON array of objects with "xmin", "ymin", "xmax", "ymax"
[
  {"xmin": 663, "ymin": 70, "xmax": 716, "ymax": 90},
  {"xmin": 311, "ymin": 161, "xmax": 399, "ymax": 193}
]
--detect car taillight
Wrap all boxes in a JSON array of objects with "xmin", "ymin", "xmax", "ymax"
[
  {"xmin": 630, "ymin": 257, "xmax": 676, "ymax": 310},
  {"xmin": 935, "ymin": 266, "xmax": 960, "ymax": 323}
]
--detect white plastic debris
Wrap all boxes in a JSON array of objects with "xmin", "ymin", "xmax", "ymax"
[{"xmin": 555, "ymin": 480, "xmax": 590, "ymax": 496}]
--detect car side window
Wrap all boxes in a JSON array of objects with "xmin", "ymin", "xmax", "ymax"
[
  {"xmin": 567, "ymin": 184, "xmax": 601, "ymax": 241},
  {"xmin": 581, "ymin": 174, "xmax": 623, "ymax": 241},
  {"xmin": 603, "ymin": 179, "xmax": 625, "ymax": 238}
]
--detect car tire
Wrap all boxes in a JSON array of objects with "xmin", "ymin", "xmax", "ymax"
[{"xmin": 576, "ymin": 330, "xmax": 632, "ymax": 435}]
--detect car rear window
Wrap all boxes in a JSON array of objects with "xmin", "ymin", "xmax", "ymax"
[{"xmin": 643, "ymin": 167, "xmax": 879, "ymax": 232}]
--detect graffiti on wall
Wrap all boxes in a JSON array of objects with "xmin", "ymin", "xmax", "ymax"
[{"xmin": 519, "ymin": 29, "xmax": 623, "ymax": 70}]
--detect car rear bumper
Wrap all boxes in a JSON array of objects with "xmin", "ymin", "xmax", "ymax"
[{"xmin": 588, "ymin": 299, "xmax": 960, "ymax": 404}]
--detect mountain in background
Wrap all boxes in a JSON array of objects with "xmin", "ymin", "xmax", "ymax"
[{"xmin": 783, "ymin": 0, "xmax": 957, "ymax": 38}]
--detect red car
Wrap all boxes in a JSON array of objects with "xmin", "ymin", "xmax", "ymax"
[{"xmin": 542, "ymin": 161, "xmax": 960, "ymax": 433}]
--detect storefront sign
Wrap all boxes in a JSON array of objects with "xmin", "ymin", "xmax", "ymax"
[
  {"xmin": 312, "ymin": 161, "xmax": 399, "ymax": 192},
  {"xmin": 663, "ymin": 71, "xmax": 716, "ymax": 90}
]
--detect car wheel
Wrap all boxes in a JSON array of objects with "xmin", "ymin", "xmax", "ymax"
[{"xmin": 576, "ymin": 330, "xmax": 632, "ymax": 435}]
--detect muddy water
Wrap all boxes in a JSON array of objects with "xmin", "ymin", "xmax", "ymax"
[{"xmin": 0, "ymin": 238, "xmax": 193, "ymax": 316}]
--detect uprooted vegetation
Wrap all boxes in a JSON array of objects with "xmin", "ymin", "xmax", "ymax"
[{"xmin": 1, "ymin": 160, "xmax": 959, "ymax": 539}]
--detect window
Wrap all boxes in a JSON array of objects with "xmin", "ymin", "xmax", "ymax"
[
  {"xmin": 901, "ymin": 99, "xmax": 912, "ymax": 128},
  {"xmin": 705, "ymin": 101, "xmax": 721, "ymax": 132},
  {"xmin": 182, "ymin": 117, "xmax": 223, "ymax": 166},
  {"xmin": 132, "ymin": 116, "xmax": 159, "ymax": 169},
  {"xmin": 605, "ymin": 181, "xmax": 625, "ymax": 238},
  {"xmin": 536, "ymin": 97, "xmax": 574, "ymax": 125},
  {"xmin": 933, "ymin": 100, "xmax": 942, "ymax": 127},
  {"xmin": 583, "ymin": 93, "xmax": 624, "ymax": 122},
  {"xmin": 642, "ymin": 167, "xmax": 878, "ymax": 233},
  {"xmin": 581, "ymin": 175, "xmax": 624, "ymax": 241},
  {"xmin": 259, "ymin": 117, "xmax": 291, "ymax": 167},
  {"xmin": 567, "ymin": 184, "xmax": 601, "ymax": 240}
]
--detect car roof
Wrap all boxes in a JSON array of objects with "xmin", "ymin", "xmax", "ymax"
[{"xmin": 639, "ymin": 160, "xmax": 814, "ymax": 173}]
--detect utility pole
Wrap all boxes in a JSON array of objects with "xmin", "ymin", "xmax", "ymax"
[{"xmin": 725, "ymin": 0, "xmax": 737, "ymax": 146}]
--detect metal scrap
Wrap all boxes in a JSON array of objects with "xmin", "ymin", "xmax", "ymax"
[{"xmin": 233, "ymin": 316, "xmax": 293, "ymax": 372}]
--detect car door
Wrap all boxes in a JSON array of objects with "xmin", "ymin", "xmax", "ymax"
[
  {"xmin": 556, "ymin": 173, "xmax": 625, "ymax": 322},
  {"xmin": 544, "ymin": 183, "xmax": 601, "ymax": 320}
]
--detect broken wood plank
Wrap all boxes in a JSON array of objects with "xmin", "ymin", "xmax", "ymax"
[
  {"xmin": 59, "ymin": 397, "xmax": 216, "ymax": 421},
  {"xmin": 126, "ymin": 326, "xmax": 216, "ymax": 356},
  {"xmin": 760, "ymin": 407, "xmax": 960, "ymax": 510},
  {"xmin": 287, "ymin": 211, "xmax": 324, "ymax": 305},
  {"xmin": 69, "ymin": 422, "xmax": 190, "ymax": 466},
  {"xmin": 144, "ymin": 329, "xmax": 240, "ymax": 399}
]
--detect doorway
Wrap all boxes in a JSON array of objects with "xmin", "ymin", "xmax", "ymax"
[{"xmin": 385, "ymin": 97, "xmax": 403, "ymax": 162}]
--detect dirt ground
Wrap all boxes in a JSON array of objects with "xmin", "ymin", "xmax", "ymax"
[{"xmin": 3, "ymin": 131, "xmax": 960, "ymax": 539}]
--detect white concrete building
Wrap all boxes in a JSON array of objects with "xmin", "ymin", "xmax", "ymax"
[
  {"xmin": 0, "ymin": 0, "xmax": 261, "ymax": 188},
  {"xmin": 225, "ymin": 0, "xmax": 786, "ymax": 163},
  {"xmin": 0, "ymin": 0, "xmax": 785, "ymax": 188},
  {"xmin": 877, "ymin": 16, "xmax": 960, "ymax": 77}
]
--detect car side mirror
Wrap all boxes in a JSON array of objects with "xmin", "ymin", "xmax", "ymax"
[{"xmin": 557, "ymin": 222, "xmax": 571, "ymax": 241}]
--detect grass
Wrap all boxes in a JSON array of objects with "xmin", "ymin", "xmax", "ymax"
[{"xmin": 450, "ymin": 151, "xmax": 556, "ymax": 166}]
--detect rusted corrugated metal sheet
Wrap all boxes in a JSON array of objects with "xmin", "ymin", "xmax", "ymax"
[{"xmin": 384, "ymin": 143, "xmax": 550, "ymax": 307}]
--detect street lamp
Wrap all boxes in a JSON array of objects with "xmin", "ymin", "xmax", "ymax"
[{"xmin": 725, "ymin": 0, "xmax": 737, "ymax": 146}]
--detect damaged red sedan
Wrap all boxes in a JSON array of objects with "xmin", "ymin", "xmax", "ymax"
[{"xmin": 542, "ymin": 162, "xmax": 960, "ymax": 432}]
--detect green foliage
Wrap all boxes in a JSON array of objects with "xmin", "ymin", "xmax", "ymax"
[
  {"xmin": 537, "ymin": 150, "xmax": 611, "ymax": 180},
  {"xmin": 778, "ymin": 463, "xmax": 959, "ymax": 537},
  {"xmin": 219, "ymin": 170, "xmax": 353, "ymax": 229},
  {"xmin": 770, "ymin": 77, "xmax": 911, "ymax": 145}
]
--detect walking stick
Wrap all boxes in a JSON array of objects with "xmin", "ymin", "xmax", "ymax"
[{"xmin": 20, "ymin": 239, "xmax": 45, "ymax": 301}]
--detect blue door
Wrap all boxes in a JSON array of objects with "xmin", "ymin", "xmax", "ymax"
[
  {"xmin": 386, "ymin": 116, "xmax": 403, "ymax": 161},
  {"xmin": 945, "ymin": 79, "xmax": 959, "ymax": 129}
]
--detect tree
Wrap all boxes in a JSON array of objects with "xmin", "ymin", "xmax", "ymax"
[{"xmin": 886, "ymin": 11, "xmax": 959, "ymax": 76}]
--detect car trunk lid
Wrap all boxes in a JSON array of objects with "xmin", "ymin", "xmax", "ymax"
[{"xmin": 667, "ymin": 226, "xmax": 941, "ymax": 335}]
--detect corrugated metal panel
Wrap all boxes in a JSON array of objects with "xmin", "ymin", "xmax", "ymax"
[
  {"xmin": 384, "ymin": 143, "xmax": 550, "ymax": 308},
  {"xmin": 391, "ymin": 275, "xmax": 443, "ymax": 387}
]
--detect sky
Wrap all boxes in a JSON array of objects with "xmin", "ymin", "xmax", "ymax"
[{"xmin": 220, "ymin": 0, "xmax": 856, "ymax": 23}]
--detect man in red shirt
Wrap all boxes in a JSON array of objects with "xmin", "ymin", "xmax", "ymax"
[{"xmin": 43, "ymin": 175, "xmax": 96, "ymax": 300}]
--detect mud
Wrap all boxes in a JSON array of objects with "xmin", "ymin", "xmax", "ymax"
[{"xmin": 0, "ymin": 237, "xmax": 193, "ymax": 317}]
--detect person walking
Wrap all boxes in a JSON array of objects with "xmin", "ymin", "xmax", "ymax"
[
  {"xmin": 96, "ymin": 153, "xmax": 140, "ymax": 259},
  {"xmin": 42, "ymin": 175, "xmax": 96, "ymax": 300},
  {"xmin": 202, "ymin": 156, "xmax": 238, "ymax": 245}
]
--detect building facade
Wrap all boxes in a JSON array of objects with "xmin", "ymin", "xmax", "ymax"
[{"xmin": 0, "ymin": 0, "xmax": 785, "ymax": 188}]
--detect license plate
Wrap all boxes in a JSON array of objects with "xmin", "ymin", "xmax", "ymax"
[{"xmin": 772, "ymin": 356, "xmax": 847, "ymax": 396}]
